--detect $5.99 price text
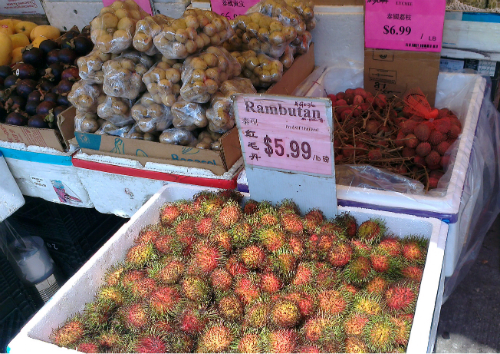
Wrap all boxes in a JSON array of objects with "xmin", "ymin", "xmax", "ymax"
[{"xmin": 262, "ymin": 135, "xmax": 330, "ymax": 163}]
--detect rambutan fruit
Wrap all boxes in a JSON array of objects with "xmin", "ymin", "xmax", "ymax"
[
  {"xmin": 352, "ymin": 291, "xmax": 384, "ymax": 316},
  {"xmin": 270, "ymin": 248, "xmax": 297, "ymax": 281},
  {"xmin": 261, "ymin": 272, "xmax": 282, "ymax": 293},
  {"xmin": 425, "ymin": 150, "xmax": 441, "ymax": 166},
  {"xmin": 327, "ymin": 241, "xmax": 353, "ymax": 267},
  {"xmin": 303, "ymin": 209, "xmax": 324, "ymax": 232},
  {"xmin": 153, "ymin": 233, "xmax": 182, "ymax": 256},
  {"xmin": 82, "ymin": 302, "xmax": 109, "ymax": 330},
  {"xmin": 402, "ymin": 236, "xmax": 428, "ymax": 263},
  {"xmin": 226, "ymin": 254, "xmax": 249, "ymax": 277},
  {"xmin": 288, "ymin": 235, "xmax": 305, "ymax": 259},
  {"xmin": 244, "ymin": 299, "xmax": 270, "ymax": 328},
  {"xmin": 292, "ymin": 262, "xmax": 317, "ymax": 286},
  {"xmin": 210, "ymin": 268, "xmax": 233, "ymax": 293},
  {"xmin": 429, "ymin": 130, "xmax": 445, "ymax": 145},
  {"xmin": 126, "ymin": 242, "xmax": 157, "ymax": 268},
  {"xmin": 76, "ymin": 341, "xmax": 100, "ymax": 353},
  {"xmin": 366, "ymin": 276, "xmax": 389, "ymax": 294},
  {"xmin": 317, "ymin": 289, "xmax": 351, "ymax": 316},
  {"xmin": 318, "ymin": 221, "xmax": 345, "ymax": 237},
  {"xmin": 377, "ymin": 236, "xmax": 402, "ymax": 256},
  {"xmin": 370, "ymin": 251, "xmax": 391, "ymax": 273},
  {"xmin": 416, "ymin": 141, "xmax": 431, "ymax": 157},
  {"xmin": 414, "ymin": 123, "xmax": 431, "ymax": 141},
  {"xmin": 240, "ymin": 245, "xmax": 266, "ymax": 270},
  {"xmin": 128, "ymin": 277, "xmax": 157, "ymax": 299},
  {"xmin": 363, "ymin": 314, "xmax": 397, "ymax": 352},
  {"xmin": 336, "ymin": 213, "xmax": 357, "ymax": 238},
  {"xmin": 278, "ymin": 199, "xmax": 300, "ymax": 216},
  {"xmin": 148, "ymin": 286, "xmax": 182, "ymax": 316},
  {"xmin": 401, "ymin": 265, "xmax": 424, "ymax": 281},
  {"xmin": 196, "ymin": 216, "xmax": 215, "ymax": 237},
  {"xmin": 316, "ymin": 262, "xmax": 339, "ymax": 289},
  {"xmin": 229, "ymin": 221, "xmax": 253, "ymax": 248},
  {"xmin": 169, "ymin": 332, "xmax": 196, "ymax": 352},
  {"xmin": 121, "ymin": 269, "xmax": 145, "ymax": 286},
  {"xmin": 181, "ymin": 275, "xmax": 212, "ymax": 304},
  {"xmin": 177, "ymin": 303, "xmax": 210, "ymax": 335},
  {"xmin": 345, "ymin": 336, "xmax": 368, "ymax": 353},
  {"xmin": 258, "ymin": 227, "xmax": 287, "ymax": 252},
  {"xmin": 51, "ymin": 318, "xmax": 85, "ymax": 347},
  {"xmin": 317, "ymin": 234, "xmax": 337, "ymax": 260},
  {"xmin": 237, "ymin": 333, "xmax": 262, "ymax": 353},
  {"xmin": 97, "ymin": 330, "xmax": 122, "ymax": 350},
  {"xmin": 174, "ymin": 217, "xmax": 197, "ymax": 238},
  {"xmin": 197, "ymin": 322, "xmax": 235, "ymax": 353},
  {"xmin": 356, "ymin": 219, "xmax": 386, "ymax": 244},
  {"xmin": 284, "ymin": 290, "xmax": 317, "ymax": 318},
  {"xmin": 243, "ymin": 199, "xmax": 259, "ymax": 215},
  {"xmin": 218, "ymin": 201, "xmax": 242, "ymax": 228},
  {"xmin": 120, "ymin": 303, "xmax": 150, "ymax": 331},
  {"xmin": 391, "ymin": 316, "xmax": 411, "ymax": 346},
  {"xmin": 191, "ymin": 241, "xmax": 224, "ymax": 274},
  {"xmin": 210, "ymin": 228, "xmax": 233, "ymax": 253},
  {"xmin": 343, "ymin": 256, "xmax": 375, "ymax": 285},
  {"xmin": 136, "ymin": 225, "xmax": 162, "ymax": 244},
  {"xmin": 218, "ymin": 293, "xmax": 244, "ymax": 322},
  {"xmin": 133, "ymin": 335, "xmax": 167, "ymax": 353},
  {"xmin": 96, "ymin": 286, "xmax": 124, "ymax": 308},
  {"xmin": 344, "ymin": 312, "xmax": 370, "ymax": 337},
  {"xmin": 262, "ymin": 329, "xmax": 298, "ymax": 353},
  {"xmin": 270, "ymin": 298, "xmax": 301, "ymax": 328},
  {"xmin": 281, "ymin": 213, "xmax": 304, "ymax": 234},
  {"xmin": 160, "ymin": 203, "xmax": 181, "ymax": 226},
  {"xmin": 150, "ymin": 319, "xmax": 175, "ymax": 335},
  {"xmin": 149, "ymin": 257, "xmax": 185, "ymax": 285},
  {"xmin": 340, "ymin": 281, "xmax": 359, "ymax": 296},
  {"xmin": 351, "ymin": 239, "xmax": 373, "ymax": 256},
  {"xmin": 234, "ymin": 273, "xmax": 261, "ymax": 305},
  {"xmin": 104, "ymin": 265, "xmax": 124, "ymax": 287},
  {"xmin": 385, "ymin": 281, "xmax": 419, "ymax": 314}
]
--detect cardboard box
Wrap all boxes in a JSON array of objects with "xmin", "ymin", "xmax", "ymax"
[
  {"xmin": 60, "ymin": 45, "xmax": 315, "ymax": 175},
  {"xmin": 364, "ymin": 49, "xmax": 441, "ymax": 106},
  {"xmin": 0, "ymin": 123, "xmax": 68, "ymax": 152}
]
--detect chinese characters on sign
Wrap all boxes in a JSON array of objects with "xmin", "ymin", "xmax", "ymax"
[
  {"xmin": 210, "ymin": 0, "xmax": 261, "ymax": 20},
  {"xmin": 235, "ymin": 96, "xmax": 333, "ymax": 176},
  {"xmin": 365, "ymin": 0, "xmax": 446, "ymax": 52}
]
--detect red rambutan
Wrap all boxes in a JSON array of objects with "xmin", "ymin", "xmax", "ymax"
[
  {"xmin": 327, "ymin": 241, "xmax": 352, "ymax": 267},
  {"xmin": 366, "ymin": 276, "xmax": 389, "ymax": 294},
  {"xmin": 177, "ymin": 305, "xmax": 210, "ymax": 336},
  {"xmin": 121, "ymin": 303, "xmax": 149, "ymax": 331},
  {"xmin": 191, "ymin": 241, "xmax": 223, "ymax": 274},
  {"xmin": 218, "ymin": 201, "xmax": 241, "ymax": 228},
  {"xmin": 303, "ymin": 209, "xmax": 324, "ymax": 232},
  {"xmin": 402, "ymin": 265, "xmax": 424, "ymax": 281},
  {"xmin": 234, "ymin": 273, "xmax": 261, "ymax": 305},
  {"xmin": 318, "ymin": 289, "xmax": 350, "ymax": 316},
  {"xmin": 225, "ymin": 255, "xmax": 249, "ymax": 277},
  {"xmin": 134, "ymin": 335, "xmax": 167, "ymax": 353},
  {"xmin": 76, "ymin": 342, "xmax": 100, "ymax": 353},
  {"xmin": 129, "ymin": 277, "xmax": 157, "ymax": 299},
  {"xmin": 385, "ymin": 282, "xmax": 418, "ymax": 314},
  {"xmin": 210, "ymin": 268, "xmax": 233, "ymax": 293},
  {"xmin": 149, "ymin": 286, "xmax": 182, "ymax": 316},
  {"xmin": 196, "ymin": 217, "xmax": 215, "ymax": 237},
  {"xmin": 378, "ymin": 237, "xmax": 402, "ymax": 256},
  {"xmin": 345, "ymin": 312, "xmax": 370, "ymax": 336},
  {"xmin": 198, "ymin": 322, "xmax": 234, "ymax": 353},
  {"xmin": 160, "ymin": 203, "xmax": 181, "ymax": 226},
  {"xmin": 261, "ymin": 272, "xmax": 282, "ymax": 293},
  {"xmin": 240, "ymin": 245, "xmax": 266, "ymax": 270},
  {"xmin": 237, "ymin": 333, "xmax": 262, "ymax": 352},
  {"xmin": 51, "ymin": 319, "xmax": 85, "ymax": 347},
  {"xmin": 281, "ymin": 213, "xmax": 304, "ymax": 234},
  {"xmin": 345, "ymin": 336, "xmax": 368, "ymax": 353},
  {"xmin": 258, "ymin": 227, "xmax": 286, "ymax": 252}
]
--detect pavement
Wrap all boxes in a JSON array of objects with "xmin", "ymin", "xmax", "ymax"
[{"xmin": 435, "ymin": 216, "xmax": 500, "ymax": 353}]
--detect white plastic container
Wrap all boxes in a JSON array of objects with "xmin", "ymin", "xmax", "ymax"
[
  {"xmin": 0, "ymin": 151, "xmax": 25, "ymax": 222},
  {"xmin": 8, "ymin": 184, "xmax": 448, "ymax": 353}
]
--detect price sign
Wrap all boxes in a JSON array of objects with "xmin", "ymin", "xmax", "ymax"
[
  {"xmin": 234, "ymin": 94, "xmax": 337, "ymax": 217},
  {"xmin": 364, "ymin": 0, "xmax": 446, "ymax": 52},
  {"xmin": 210, "ymin": 0, "xmax": 260, "ymax": 20}
]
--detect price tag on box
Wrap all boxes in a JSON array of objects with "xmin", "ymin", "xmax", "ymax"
[
  {"xmin": 234, "ymin": 94, "xmax": 337, "ymax": 217},
  {"xmin": 364, "ymin": 0, "xmax": 446, "ymax": 52},
  {"xmin": 211, "ymin": 0, "xmax": 261, "ymax": 20}
]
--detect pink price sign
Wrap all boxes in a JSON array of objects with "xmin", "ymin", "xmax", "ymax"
[
  {"xmin": 364, "ymin": 0, "xmax": 446, "ymax": 52},
  {"xmin": 211, "ymin": 0, "xmax": 261, "ymax": 20},
  {"xmin": 102, "ymin": 0, "xmax": 153, "ymax": 14},
  {"xmin": 235, "ymin": 95, "xmax": 334, "ymax": 176}
]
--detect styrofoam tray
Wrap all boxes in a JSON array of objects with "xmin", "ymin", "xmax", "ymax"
[
  {"xmin": 0, "ymin": 152, "xmax": 24, "ymax": 222},
  {"xmin": 9, "ymin": 184, "xmax": 448, "ymax": 353}
]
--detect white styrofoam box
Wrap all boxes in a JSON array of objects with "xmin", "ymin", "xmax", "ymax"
[
  {"xmin": 153, "ymin": 0, "xmax": 190, "ymax": 18},
  {"xmin": 0, "ymin": 152, "xmax": 25, "ymax": 222},
  {"xmin": 42, "ymin": 1, "xmax": 103, "ymax": 31},
  {"xmin": 73, "ymin": 152, "xmax": 243, "ymax": 217},
  {"xmin": 0, "ymin": 142, "xmax": 92, "ymax": 208},
  {"xmin": 8, "ymin": 184, "xmax": 448, "ymax": 354}
]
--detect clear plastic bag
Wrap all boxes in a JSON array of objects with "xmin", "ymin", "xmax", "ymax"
[
  {"xmin": 97, "ymin": 95, "xmax": 135, "ymax": 127},
  {"xmin": 159, "ymin": 127, "xmax": 197, "ymax": 145},
  {"xmin": 125, "ymin": 124, "xmax": 144, "ymax": 139},
  {"xmin": 291, "ymin": 30, "xmax": 312, "ymax": 54},
  {"xmin": 102, "ymin": 50, "xmax": 153, "ymax": 99},
  {"xmin": 95, "ymin": 120, "xmax": 132, "ymax": 137},
  {"xmin": 74, "ymin": 110, "xmax": 100, "ymax": 133},
  {"xmin": 206, "ymin": 77, "xmax": 256, "ymax": 133},
  {"xmin": 90, "ymin": 0, "xmax": 148, "ymax": 54},
  {"xmin": 142, "ymin": 61, "xmax": 182, "ymax": 106},
  {"xmin": 283, "ymin": 0, "xmax": 315, "ymax": 30},
  {"xmin": 68, "ymin": 80, "xmax": 105, "ymax": 113},
  {"xmin": 225, "ymin": 13, "xmax": 297, "ymax": 59},
  {"xmin": 131, "ymin": 92, "xmax": 173, "ymax": 133},
  {"xmin": 171, "ymin": 98, "xmax": 208, "ymax": 131},
  {"xmin": 180, "ymin": 46, "xmax": 242, "ymax": 103},
  {"xmin": 153, "ymin": 9, "xmax": 234, "ymax": 60},
  {"xmin": 77, "ymin": 49, "xmax": 112, "ymax": 84},
  {"xmin": 247, "ymin": 0, "xmax": 306, "ymax": 36},
  {"xmin": 133, "ymin": 14, "xmax": 173, "ymax": 56},
  {"xmin": 232, "ymin": 50, "xmax": 283, "ymax": 88},
  {"xmin": 280, "ymin": 44, "xmax": 295, "ymax": 69},
  {"xmin": 195, "ymin": 130, "xmax": 220, "ymax": 149}
]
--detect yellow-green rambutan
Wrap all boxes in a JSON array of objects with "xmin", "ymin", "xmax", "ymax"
[
  {"xmin": 244, "ymin": 298, "xmax": 270, "ymax": 328},
  {"xmin": 352, "ymin": 291, "xmax": 385, "ymax": 316},
  {"xmin": 148, "ymin": 257, "xmax": 185, "ymax": 285},
  {"xmin": 218, "ymin": 293, "xmax": 244, "ymax": 322},
  {"xmin": 356, "ymin": 219, "xmax": 386, "ymax": 244},
  {"xmin": 125, "ymin": 242, "xmax": 157, "ymax": 268},
  {"xmin": 197, "ymin": 321, "xmax": 237, "ymax": 353},
  {"xmin": 148, "ymin": 286, "xmax": 183, "ymax": 316},
  {"xmin": 181, "ymin": 275, "xmax": 212, "ymax": 304},
  {"xmin": 270, "ymin": 298, "xmax": 301, "ymax": 328},
  {"xmin": 240, "ymin": 245, "xmax": 267, "ymax": 270},
  {"xmin": 51, "ymin": 317, "xmax": 85, "ymax": 347},
  {"xmin": 363, "ymin": 314, "xmax": 397, "ymax": 352},
  {"xmin": 257, "ymin": 227, "xmax": 287, "ymax": 252},
  {"xmin": 229, "ymin": 221, "xmax": 254, "ymax": 248},
  {"xmin": 234, "ymin": 272, "xmax": 261, "ymax": 305},
  {"xmin": 343, "ymin": 256, "xmax": 375, "ymax": 285},
  {"xmin": 262, "ymin": 329, "xmax": 298, "ymax": 353}
]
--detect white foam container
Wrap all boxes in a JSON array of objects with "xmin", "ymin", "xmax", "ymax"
[
  {"xmin": 8, "ymin": 184, "xmax": 448, "ymax": 353},
  {"xmin": 0, "ymin": 152, "xmax": 25, "ymax": 222}
]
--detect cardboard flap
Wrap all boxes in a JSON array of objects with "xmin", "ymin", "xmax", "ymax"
[
  {"xmin": 219, "ymin": 128, "xmax": 242, "ymax": 170},
  {"xmin": 57, "ymin": 106, "xmax": 76, "ymax": 148}
]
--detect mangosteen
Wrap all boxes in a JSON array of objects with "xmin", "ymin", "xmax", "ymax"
[
  {"xmin": 54, "ymin": 79, "xmax": 73, "ymax": 94},
  {"xmin": 43, "ymin": 93, "xmax": 58, "ymax": 103},
  {"xmin": 61, "ymin": 67, "xmax": 79, "ymax": 81},
  {"xmin": 39, "ymin": 79, "xmax": 55, "ymax": 92},
  {"xmin": 4, "ymin": 75, "xmax": 19, "ymax": 89},
  {"xmin": 36, "ymin": 101, "xmax": 57, "ymax": 115},
  {"xmin": 14, "ymin": 63, "xmax": 37, "ymax": 80},
  {"xmin": 0, "ymin": 65, "xmax": 12, "ymax": 79},
  {"xmin": 47, "ymin": 49, "xmax": 60, "ymax": 65},
  {"xmin": 16, "ymin": 79, "xmax": 37, "ymax": 98},
  {"xmin": 57, "ymin": 94, "xmax": 70, "ymax": 106},
  {"xmin": 22, "ymin": 47, "xmax": 45, "ymax": 67},
  {"xmin": 45, "ymin": 63, "xmax": 64, "ymax": 81},
  {"xmin": 28, "ymin": 91, "xmax": 42, "ymax": 103},
  {"xmin": 25, "ymin": 101, "xmax": 38, "ymax": 115},
  {"xmin": 74, "ymin": 36, "xmax": 93, "ymax": 56},
  {"xmin": 6, "ymin": 112, "xmax": 28, "ymax": 126},
  {"xmin": 58, "ymin": 48, "xmax": 77, "ymax": 65},
  {"xmin": 28, "ymin": 115, "xmax": 50, "ymax": 128},
  {"xmin": 6, "ymin": 96, "xmax": 26, "ymax": 110},
  {"xmin": 53, "ymin": 105, "xmax": 68, "ymax": 118},
  {"xmin": 39, "ymin": 39, "xmax": 59, "ymax": 54}
]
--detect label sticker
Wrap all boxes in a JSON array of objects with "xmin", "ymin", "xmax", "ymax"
[
  {"xmin": 210, "ymin": 0, "xmax": 260, "ymax": 20},
  {"xmin": 365, "ymin": 0, "xmax": 446, "ymax": 52}
]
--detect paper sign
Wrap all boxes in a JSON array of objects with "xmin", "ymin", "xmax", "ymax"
[
  {"xmin": 235, "ymin": 95, "xmax": 334, "ymax": 176},
  {"xmin": 0, "ymin": 0, "xmax": 45, "ymax": 15},
  {"xmin": 365, "ymin": 0, "xmax": 446, "ymax": 52},
  {"xmin": 211, "ymin": 0, "xmax": 260, "ymax": 20},
  {"xmin": 102, "ymin": 0, "xmax": 152, "ymax": 15}
]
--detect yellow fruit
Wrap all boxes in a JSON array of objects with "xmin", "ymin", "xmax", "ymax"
[
  {"xmin": 11, "ymin": 46, "xmax": 23, "ymax": 64},
  {"xmin": 30, "ymin": 25, "xmax": 60, "ymax": 41},
  {"xmin": 31, "ymin": 35, "xmax": 48, "ymax": 48},
  {"xmin": 10, "ymin": 33, "xmax": 29, "ymax": 48},
  {"xmin": 0, "ymin": 19, "xmax": 15, "ymax": 35},
  {"xmin": 0, "ymin": 33, "xmax": 13, "ymax": 65},
  {"xmin": 15, "ymin": 21, "xmax": 37, "ymax": 37}
]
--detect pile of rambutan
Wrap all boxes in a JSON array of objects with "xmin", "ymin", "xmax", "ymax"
[
  {"xmin": 51, "ymin": 191, "xmax": 428, "ymax": 353},
  {"xmin": 329, "ymin": 87, "xmax": 462, "ymax": 190}
]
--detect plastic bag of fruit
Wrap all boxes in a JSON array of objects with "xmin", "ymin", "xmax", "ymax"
[
  {"xmin": 159, "ymin": 127, "xmax": 197, "ymax": 145},
  {"xmin": 133, "ymin": 14, "xmax": 173, "ymax": 56},
  {"xmin": 153, "ymin": 9, "xmax": 234, "ymax": 60},
  {"xmin": 196, "ymin": 130, "xmax": 223, "ymax": 149},
  {"xmin": 102, "ymin": 50, "xmax": 153, "ymax": 99},
  {"xmin": 231, "ymin": 50, "xmax": 283, "ymax": 88},
  {"xmin": 97, "ymin": 95, "xmax": 135, "ymax": 127},
  {"xmin": 125, "ymin": 124, "xmax": 159, "ymax": 141},
  {"xmin": 142, "ymin": 60, "xmax": 182, "ymax": 106},
  {"xmin": 283, "ymin": 0, "xmax": 316, "ymax": 30},
  {"xmin": 171, "ymin": 98, "xmax": 208, "ymax": 131},
  {"xmin": 95, "ymin": 120, "xmax": 132, "ymax": 137},
  {"xmin": 180, "ymin": 46, "xmax": 241, "ymax": 103},
  {"xmin": 74, "ymin": 111, "xmax": 101, "ymax": 133},
  {"xmin": 280, "ymin": 43, "xmax": 295, "ymax": 69},
  {"xmin": 206, "ymin": 78, "xmax": 256, "ymax": 133},
  {"xmin": 247, "ymin": 0, "xmax": 306, "ymax": 36},
  {"xmin": 90, "ymin": 0, "xmax": 149, "ymax": 54},
  {"xmin": 68, "ymin": 80, "xmax": 105, "ymax": 113},
  {"xmin": 77, "ymin": 49, "xmax": 112, "ymax": 84},
  {"xmin": 131, "ymin": 92, "xmax": 173, "ymax": 133},
  {"xmin": 291, "ymin": 30, "xmax": 312, "ymax": 54}
]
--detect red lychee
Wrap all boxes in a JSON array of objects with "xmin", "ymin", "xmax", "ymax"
[
  {"xmin": 429, "ymin": 130, "xmax": 445, "ymax": 145},
  {"xmin": 425, "ymin": 150, "xmax": 441, "ymax": 166},
  {"xmin": 404, "ymin": 134, "xmax": 418, "ymax": 148},
  {"xmin": 414, "ymin": 123, "xmax": 431, "ymax": 141},
  {"xmin": 416, "ymin": 142, "xmax": 431, "ymax": 157}
]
